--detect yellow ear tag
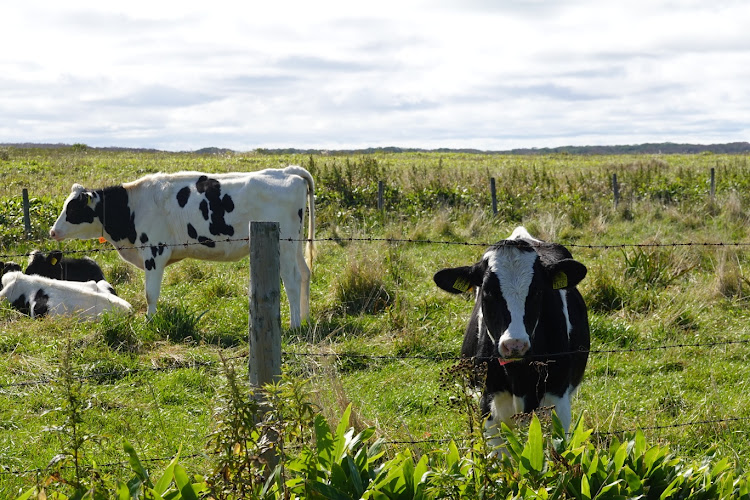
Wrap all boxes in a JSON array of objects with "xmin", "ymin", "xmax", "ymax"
[
  {"xmin": 50, "ymin": 258, "xmax": 58, "ymax": 265},
  {"xmin": 453, "ymin": 277, "xmax": 472, "ymax": 293},
  {"xmin": 552, "ymin": 272, "xmax": 568, "ymax": 290}
]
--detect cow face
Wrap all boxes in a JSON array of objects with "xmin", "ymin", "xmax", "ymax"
[
  {"xmin": 434, "ymin": 240, "xmax": 587, "ymax": 360},
  {"xmin": 50, "ymin": 184, "xmax": 100, "ymax": 241}
]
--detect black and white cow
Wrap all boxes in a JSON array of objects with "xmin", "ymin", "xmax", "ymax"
[
  {"xmin": 25, "ymin": 250, "xmax": 115, "ymax": 294},
  {"xmin": 49, "ymin": 166, "xmax": 315, "ymax": 327},
  {"xmin": 433, "ymin": 227, "xmax": 589, "ymax": 444},
  {"xmin": 0, "ymin": 271, "xmax": 131, "ymax": 319}
]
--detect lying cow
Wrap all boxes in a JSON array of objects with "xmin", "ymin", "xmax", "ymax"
[
  {"xmin": 433, "ymin": 227, "xmax": 589, "ymax": 446},
  {"xmin": 49, "ymin": 166, "xmax": 315, "ymax": 327},
  {"xmin": 25, "ymin": 250, "xmax": 107, "ymax": 283},
  {"xmin": 0, "ymin": 271, "xmax": 132, "ymax": 319},
  {"xmin": 1, "ymin": 261, "xmax": 22, "ymax": 277}
]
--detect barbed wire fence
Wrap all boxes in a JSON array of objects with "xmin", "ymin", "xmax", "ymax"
[{"xmin": 2, "ymin": 231, "xmax": 750, "ymax": 479}]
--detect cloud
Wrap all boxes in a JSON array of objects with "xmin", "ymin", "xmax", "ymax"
[{"xmin": 0, "ymin": 1, "xmax": 748, "ymax": 150}]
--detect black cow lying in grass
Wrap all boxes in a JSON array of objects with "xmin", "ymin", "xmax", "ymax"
[{"xmin": 24, "ymin": 250, "xmax": 116, "ymax": 295}]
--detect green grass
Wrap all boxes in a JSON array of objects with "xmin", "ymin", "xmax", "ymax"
[{"xmin": 2, "ymin": 146, "xmax": 750, "ymax": 495}]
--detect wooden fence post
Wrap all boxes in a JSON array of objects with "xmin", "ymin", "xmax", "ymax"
[
  {"xmin": 248, "ymin": 221, "xmax": 281, "ymax": 387},
  {"xmin": 612, "ymin": 174, "xmax": 619, "ymax": 209},
  {"xmin": 490, "ymin": 178, "xmax": 498, "ymax": 215},
  {"xmin": 22, "ymin": 189, "xmax": 32, "ymax": 238},
  {"xmin": 710, "ymin": 167, "xmax": 716, "ymax": 201},
  {"xmin": 248, "ymin": 221, "xmax": 282, "ymax": 473}
]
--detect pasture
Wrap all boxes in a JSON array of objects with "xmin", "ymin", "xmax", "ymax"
[{"xmin": 1, "ymin": 146, "xmax": 750, "ymax": 496}]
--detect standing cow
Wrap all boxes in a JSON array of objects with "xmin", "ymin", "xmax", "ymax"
[
  {"xmin": 433, "ymin": 227, "xmax": 589, "ymax": 447},
  {"xmin": 49, "ymin": 166, "xmax": 315, "ymax": 327}
]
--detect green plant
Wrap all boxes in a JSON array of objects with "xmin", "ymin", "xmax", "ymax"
[{"xmin": 145, "ymin": 304, "xmax": 207, "ymax": 343}]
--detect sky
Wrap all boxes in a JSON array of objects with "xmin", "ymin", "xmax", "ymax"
[{"xmin": 2, "ymin": 1, "xmax": 749, "ymax": 152}]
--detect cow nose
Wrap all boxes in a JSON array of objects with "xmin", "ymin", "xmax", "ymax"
[
  {"xmin": 50, "ymin": 229, "xmax": 60, "ymax": 241},
  {"xmin": 499, "ymin": 338, "xmax": 529, "ymax": 358}
]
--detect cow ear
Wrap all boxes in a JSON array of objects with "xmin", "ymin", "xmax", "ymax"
[
  {"xmin": 548, "ymin": 258, "xmax": 587, "ymax": 289},
  {"xmin": 48, "ymin": 250, "xmax": 63, "ymax": 266},
  {"xmin": 433, "ymin": 264, "xmax": 483, "ymax": 294}
]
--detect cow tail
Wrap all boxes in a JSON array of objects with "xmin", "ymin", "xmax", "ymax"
[
  {"xmin": 305, "ymin": 171, "xmax": 316, "ymax": 272},
  {"xmin": 285, "ymin": 166, "xmax": 316, "ymax": 272}
]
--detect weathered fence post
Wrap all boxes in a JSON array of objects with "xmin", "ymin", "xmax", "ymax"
[
  {"xmin": 22, "ymin": 189, "xmax": 32, "ymax": 238},
  {"xmin": 377, "ymin": 180, "xmax": 384, "ymax": 212},
  {"xmin": 490, "ymin": 178, "xmax": 498, "ymax": 215},
  {"xmin": 248, "ymin": 221, "xmax": 282, "ymax": 387},
  {"xmin": 248, "ymin": 221, "xmax": 282, "ymax": 472},
  {"xmin": 710, "ymin": 167, "xmax": 716, "ymax": 201},
  {"xmin": 612, "ymin": 174, "xmax": 620, "ymax": 209}
]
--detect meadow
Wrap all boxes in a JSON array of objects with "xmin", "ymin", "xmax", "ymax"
[{"xmin": 1, "ymin": 145, "xmax": 750, "ymax": 497}]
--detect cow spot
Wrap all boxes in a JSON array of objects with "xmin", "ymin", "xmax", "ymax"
[
  {"xmin": 140, "ymin": 233, "xmax": 149, "ymax": 244},
  {"xmin": 33, "ymin": 289, "xmax": 49, "ymax": 317},
  {"xmin": 195, "ymin": 175, "xmax": 235, "ymax": 237},
  {"xmin": 198, "ymin": 236, "xmax": 216, "ymax": 247},
  {"xmin": 150, "ymin": 244, "xmax": 166, "ymax": 258},
  {"xmin": 96, "ymin": 186, "xmax": 137, "ymax": 244},
  {"xmin": 11, "ymin": 293, "xmax": 30, "ymax": 316},
  {"xmin": 199, "ymin": 200, "xmax": 209, "ymax": 220},
  {"xmin": 176, "ymin": 186, "xmax": 191, "ymax": 207},
  {"xmin": 65, "ymin": 193, "xmax": 96, "ymax": 225},
  {"xmin": 145, "ymin": 258, "xmax": 156, "ymax": 271},
  {"xmin": 187, "ymin": 223, "xmax": 198, "ymax": 239},
  {"xmin": 298, "ymin": 208, "xmax": 303, "ymax": 223}
]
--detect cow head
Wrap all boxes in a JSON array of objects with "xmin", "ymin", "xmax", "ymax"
[
  {"xmin": 25, "ymin": 250, "xmax": 64, "ymax": 279},
  {"xmin": 434, "ymin": 238, "xmax": 587, "ymax": 360},
  {"xmin": 50, "ymin": 184, "xmax": 101, "ymax": 241}
]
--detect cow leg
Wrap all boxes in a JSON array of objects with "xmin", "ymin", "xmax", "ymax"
[
  {"xmin": 295, "ymin": 239, "xmax": 311, "ymax": 322},
  {"xmin": 540, "ymin": 389, "xmax": 572, "ymax": 431},
  {"xmin": 144, "ymin": 264, "xmax": 166, "ymax": 317},
  {"xmin": 279, "ymin": 241, "xmax": 303, "ymax": 328},
  {"xmin": 484, "ymin": 391, "xmax": 523, "ymax": 455}
]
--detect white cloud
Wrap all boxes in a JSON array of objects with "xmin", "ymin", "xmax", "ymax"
[{"xmin": 1, "ymin": 0, "xmax": 748, "ymax": 150}]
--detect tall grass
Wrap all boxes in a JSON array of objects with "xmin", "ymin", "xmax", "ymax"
[{"xmin": 2, "ymin": 147, "xmax": 750, "ymax": 495}]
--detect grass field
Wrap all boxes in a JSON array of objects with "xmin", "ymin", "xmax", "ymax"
[{"xmin": 1, "ymin": 146, "xmax": 750, "ymax": 496}]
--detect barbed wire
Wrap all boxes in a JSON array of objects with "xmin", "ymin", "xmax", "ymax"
[
  {"xmin": 4, "ymin": 235, "xmax": 750, "ymax": 262},
  {"xmin": 1, "ymin": 336, "xmax": 746, "ymax": 391},
  {"xmin": 4, "ymin": 413, "xmax": 750, "ymax": 479}
]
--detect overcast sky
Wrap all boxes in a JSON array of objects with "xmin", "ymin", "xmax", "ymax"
[{"xmin": 2, "ymin": 1, "xmax": 748, "ymax": 151}]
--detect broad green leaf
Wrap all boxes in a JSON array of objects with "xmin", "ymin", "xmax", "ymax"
[
  {"xmin": 15, "ymin": 486, "xmax": 36, "ymax": 500},
  {"xmin": 154, "ymin": 452, "xmax": 180, "ymax": 495},
  {"xmin": 115, "ymin": 480, "xmax": 135, "ymax": 500},
  {"xmin": 598, "ymin": 479, "xmax": 623, "ymax": 497},
  {"xmin": 581, "ymin": 472, "xmax": 591, "ymax": 500},
  {"xmin": 345, "ymin": 455, "xmax": 365, "ymax": 497},
  {"xmin": 315, "ymin": 413, "xmax": 335, "ymax": 470},
  {"xmin": 660, "ymin": 476, "xmax": 683, "ymax": 499},
  {"xmin": 612, "ymin": 441, "xmax": 628, "ymax": 475},
  {"xmin": 311, "ymin": 482, "xmax": 355, "ymax": 500},
  {"xmin": 124, "ymin": 441, "xmax": 151, "ymax": 487},
  {"xmin": 334, "ymin": 403, "xmax": 353, "ymax": 461},
  {"xmin": 570, "ymin": 416, "xmax": 593, "ymax": 449},
  {"xmin": 623, "ymin": 465, "xmax": 643, "ymax": 493},
  {"xmin": 500, "ymin": 422, "xmax": 524, "ymax": 460},
  {"xmin": 521, "ymin": 414, "xmax": 544, "ymax": 473},
  {"xmin": 634, "ymin": 431, "xmax": 646, "ymax": 458},
  {"xmin": 174, "ymin": 464, "xmax": 200, "ymax": 500}
]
